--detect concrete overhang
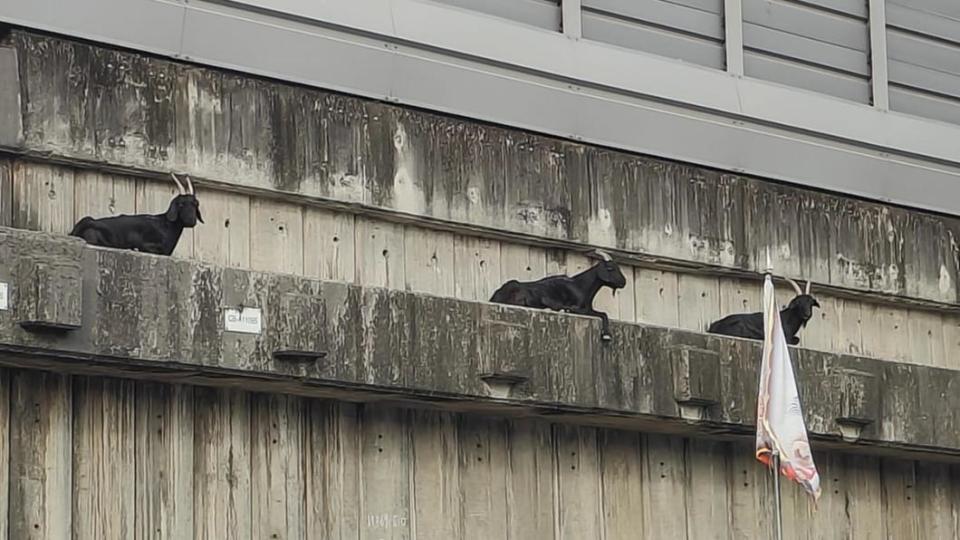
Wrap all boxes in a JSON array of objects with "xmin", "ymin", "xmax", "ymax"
[{"xmin": 0, "ymin": 226, "xmax": 957, "ymax": 460}]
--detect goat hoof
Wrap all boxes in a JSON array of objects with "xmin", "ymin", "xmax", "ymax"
[{"xmin": 601, "ymin": 333, "xmax": 612, "ymax": 342}]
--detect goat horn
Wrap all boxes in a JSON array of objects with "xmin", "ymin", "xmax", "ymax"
[
  {"xmin": 185, "ymin": 175, "xmax": 195, "ymax": 195},
  {"xmin": 593, "ymin": 249, "xmax": 612, "ymax": 262},
  {"xmin": 169, "ymin": 173, "xmax": 186, "ymax": 195},
  {"xmin": 784, "ymin": 277, "xmax": 804, "ymax": 296},
  {"xmin": 805, "ymin": 280, "xmax": 811, "ymax": 295}
]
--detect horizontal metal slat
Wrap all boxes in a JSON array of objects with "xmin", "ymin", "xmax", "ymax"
[
  {"xmin": 743, "ymin": 23, "xmax": 869, "ymax": 75},
  {"xmin": 888, "ymin": 29, "xmax": 960, "ymax": 78},
  {"xmin": 588, "ymin": 0, "xmax": 724, "ymax": 15},
  {"xmin": 745, "ymin": 51, "xmax": 871, "ymax": 102},
  {"xmin": 886, "ymin": 4, "xmax": 960, "ymax": 47},
  {"xmin": 743, "ymin": 0, "xmax": 869, "ymax": 52},
  {"xmin": 888, "ymin": 0, "xmax": 960, "ymax": 20},
  {"xmin": 582, "ymin": 11, "xmax": 724, "ymax": 68},
  {"xmin": 888, "ymin": 60, "xmax": 960, "ymax": 100},
  {"xmin": 583, "ymin": 0, "xmax": 723, "ymax": 33},
  {"xmin": 792, "ymin": 0, "xmax": 867, "ymax": 17},
  {"xmin": 432, "ymin": 0, "xmax": 561, "ymax": 30},
  {"xmin": 890, "ymin": 86, "xmax": 960, "ymax": 126},
  {"xmin": 660, "ymin": 0, "xmax": 723, "ymax": 14}
]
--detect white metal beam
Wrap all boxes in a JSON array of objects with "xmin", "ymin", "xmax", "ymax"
[
  {"xmin": 724, "ymin": 0, "xmax": 744, "ymax": 76},
  {"xmin": 561, "ymin": 0, "xmax": 582, "ymax": 39},
  {"xmin": 868, "ymin": 0, "xmax": 890, "ymax": 110}
]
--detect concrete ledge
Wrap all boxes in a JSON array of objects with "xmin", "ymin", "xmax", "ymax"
[{"xmin": 0, "ymin": 226, "xmax": 958, "ymax": 458}]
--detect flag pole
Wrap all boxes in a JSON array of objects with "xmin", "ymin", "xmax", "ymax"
[
  {"xmin": 764, "ymin": 249, "xmax": 785, "ymax": 540},
  {"xmin": 772, "ymin": 451, "xmax": 784, "ymax": 540}
]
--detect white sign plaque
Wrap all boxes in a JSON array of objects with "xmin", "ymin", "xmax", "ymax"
[
  {"xmin": 0, "ymin": 282, "xmax": 8, "ymax": 311},
  {"xmin": 224, "ymin": 307, "xmax": 262, "ymax": 334}
]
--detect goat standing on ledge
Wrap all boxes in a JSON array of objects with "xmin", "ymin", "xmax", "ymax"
[
  {"xmin": 70, "ymin": 173, "xmax": 203, "ymax": 256},
  {"xmin": 707, "ymin": 278, "xmax": 820, "ymax": 345},
  {"xmin": 489, "ymin": 249, "xmax": 627, "ymax": 341}
]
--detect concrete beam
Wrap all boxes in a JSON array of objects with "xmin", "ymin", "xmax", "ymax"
[
  {"xmin": 1, "ymin": 31, "xmax": 958, "ymax": 308},
  {"xmin": 0, "ymin": 226, "xmax": 958, "ymax": 460}
]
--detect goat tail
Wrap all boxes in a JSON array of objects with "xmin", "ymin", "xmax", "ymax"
[{"xmin": 69, "ymin": 217, "xmax": 94, "ymax": 237}]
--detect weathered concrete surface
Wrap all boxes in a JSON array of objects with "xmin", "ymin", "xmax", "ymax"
[
  {"xmin": 0, "ymin": 47, "xmax": 20, "ymax": 148},
  {"xmin": 0, "ymin": 159, "xmax": 10, "ymax": 227},
  {"xmin": 1, "ymin": 31, "xmax": 958, "ymax": 306},
  {"xmin": 3, "ymin": 367, "xmax": 957, "ymax": 540},
  {"xmin": 0, "ymin": 226, "xmax": 958, "ymax": 458}
]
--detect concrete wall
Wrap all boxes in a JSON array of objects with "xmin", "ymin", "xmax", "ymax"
[
  {"xmin": 2, "ymin": 31, "xmax": 959, "ymax": 308},
  {"xmin": 5, "ymin": 159, "xmax": 959, "ymax": 370},
  {"xmin": 0, "ymin": 31, "xmax": 958, "ymax": 369},
  {"xmin": 1, "ymin": 367, "xmax": 957, "ymax": 540},
  {"xmin": 1, "ymin": 225, "xmax": 958, "ymax": 456}
]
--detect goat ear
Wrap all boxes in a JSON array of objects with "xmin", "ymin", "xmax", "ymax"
[{"xmin": 196, "ymin": 206, "xmax": 204, "ymax": 224}]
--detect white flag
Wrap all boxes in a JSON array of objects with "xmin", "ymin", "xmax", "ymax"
[{"xmin": 756, "ymin": 274, "xmax": 821, "ymax": 500}]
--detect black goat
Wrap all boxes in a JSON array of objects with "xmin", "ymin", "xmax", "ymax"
[
  {"xmin": 70, "ymin": 173, "xmax": 203, "ymax": 256},
  {"xmin": 707, "ymin": 278, "xmax": 819, "ymax": 345},
  {"xmin": 489, "ymin": 250, "xmax": 627, "ymax": 341}
]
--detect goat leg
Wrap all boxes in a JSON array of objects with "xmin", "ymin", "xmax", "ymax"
[
  {"xmin": 569, "ymin": 306, "xmax": 613, "ymax": 342},
  {"xmin": 596, "ymin": 310, "xmax": 613, "ymax": 342},
  {"xmin": 541, "ymin": 297, "xmax": 569, "ymax": 313},
  {"xmin": 140, "ymin": 242, "xmax": 168, "ymax": 255}
]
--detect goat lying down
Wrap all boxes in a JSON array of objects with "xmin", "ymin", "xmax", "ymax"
[
  {"xmin": 489, "ymin": 249, "xmax": 627, "ymax": 341},
  {"xmin": 707, "ymin": 278, "xmax": 819, "ymax": 345},
  {"xmin": 70, "ymin": 173, "xmax": 203, "ymax": 256}
]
